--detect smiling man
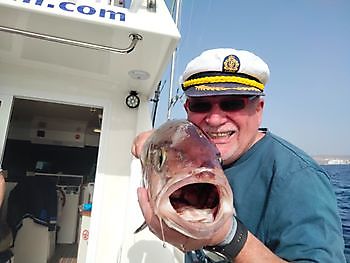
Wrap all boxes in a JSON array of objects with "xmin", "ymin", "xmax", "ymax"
[
  {"xmin": 133, "ymin": 48, "xmax": 346, "ymax": 262},
  {"xmin": 184, "ymin": 95, "xmax": 263, "ymax": 166}
]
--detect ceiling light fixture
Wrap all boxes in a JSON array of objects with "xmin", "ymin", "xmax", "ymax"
[{"xmin": 128, "ymin": 70, "xmax": 150, "ymax": 80}]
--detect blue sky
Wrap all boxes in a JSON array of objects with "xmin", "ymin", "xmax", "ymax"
[{"xmin": 152, "ymin": 0, "xmax": 350, "ymax": 156}]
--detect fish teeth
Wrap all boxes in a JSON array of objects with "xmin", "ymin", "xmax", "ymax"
[{"xmin": 178, "ymin": 207, "xmax": 214, "ymax": 223}]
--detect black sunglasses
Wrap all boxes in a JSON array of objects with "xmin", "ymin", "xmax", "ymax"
[{"xmin": 188, "ymin": 96, "xmax": 258, "ymax": 113}]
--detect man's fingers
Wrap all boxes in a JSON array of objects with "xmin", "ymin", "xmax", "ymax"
[
  {"xmin": 137, "ymin": 187, "xmax": 153, "ymax": 223},
  {"xmin": 131, "ymin": 130, "xmax": 154, "ymax": 158}
]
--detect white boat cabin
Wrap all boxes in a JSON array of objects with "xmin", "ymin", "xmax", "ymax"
[{"xmin": 0, "ymin": 0, "xmax": 181, "ymax": 262}]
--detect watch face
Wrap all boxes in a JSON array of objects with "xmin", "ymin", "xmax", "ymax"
[{"xmin": 126, "ymin": 94, "xmax": 140, "ymax": 108}]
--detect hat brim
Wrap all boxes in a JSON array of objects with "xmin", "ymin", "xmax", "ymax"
[{"xmin": 184, "ymin": 83, "xmax": 265, "ymax": 97}]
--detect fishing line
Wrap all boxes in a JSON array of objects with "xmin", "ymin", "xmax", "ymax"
[{"xmin": 158, "ymin": 216, "xmax": 167, "ymax": 248}]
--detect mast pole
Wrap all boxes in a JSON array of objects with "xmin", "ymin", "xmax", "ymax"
[{"xmin": 167, "ymin": 0, "xmax": 181, "ymax": 120}]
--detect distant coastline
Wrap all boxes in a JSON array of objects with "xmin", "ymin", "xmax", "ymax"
[{"xmin": 313, "ymin": 155, "xmax": 350, "ymax": 165}]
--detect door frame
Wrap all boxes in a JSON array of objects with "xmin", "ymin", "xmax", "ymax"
[{"xmin": 0, "ymin": 94, "xmax": 14, "ymax": 162}]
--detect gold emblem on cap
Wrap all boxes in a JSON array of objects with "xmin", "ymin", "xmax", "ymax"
[{"xmin": 223, "ymin": 55, "xmax": 240, "ymax": 73}]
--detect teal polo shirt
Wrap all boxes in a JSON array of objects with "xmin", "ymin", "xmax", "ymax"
[
  {"xmin": 185, "ymin": 132, "xmax": 346, "ymax": 262},
  {"xmin": 223, "ymin": 132, "xmax": 346, "ymax": 262}
]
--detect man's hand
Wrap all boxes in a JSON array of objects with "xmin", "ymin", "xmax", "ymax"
[
  {"xmin": 137, "ymin": 186, "xmax": 233, "ymax": 251},
  {"xmin": 131, "ymin": 130, "xmax": 154, "ymax": 158},
  {"xmin": 0, "ymin": 171, "xmax": 6, "ymax": 208}
]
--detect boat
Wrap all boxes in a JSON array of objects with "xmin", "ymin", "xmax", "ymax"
[{"xmin": 0, "ymin": 0, "xmax": 181, "ymax": 262}]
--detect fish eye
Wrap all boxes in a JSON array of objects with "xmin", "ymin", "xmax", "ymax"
[{"xmin": 153, "ymin": 148, "xmax": 166, "ymax": 171}]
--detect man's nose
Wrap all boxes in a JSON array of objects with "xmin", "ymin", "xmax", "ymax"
[{"xmin": 205, "ymin": 103, "xmax": 227, "ymax": 126}]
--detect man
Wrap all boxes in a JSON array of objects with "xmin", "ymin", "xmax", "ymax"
[
  {"xmin": 0, "ymin": 167, "xmax": 5, "ymax": 209},
  {"xmin": 133, "ymin": 48, "xmax": 346, "ymax": 262}
]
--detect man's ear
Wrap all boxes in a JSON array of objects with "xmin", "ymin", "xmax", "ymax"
[
  {"xmin": 258, "ymin": 98, "xmax": 264, "ymax": 112},
  {"xmin": 256, "ymin": 98, "xmax": 264, "ymax": 124},
  {"xmin": 184, "ymin": 99, "xmax": 190, "ymax": 113}
]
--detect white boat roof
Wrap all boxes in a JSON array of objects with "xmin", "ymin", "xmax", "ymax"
[{"xmin": 0, "ymin": 0, "xmax": 180, "ymax": 97}]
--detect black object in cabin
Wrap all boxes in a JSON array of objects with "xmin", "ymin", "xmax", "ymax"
[{"xmin": 6, "ymin": 176, "xmax": 58, "ymax": 243}]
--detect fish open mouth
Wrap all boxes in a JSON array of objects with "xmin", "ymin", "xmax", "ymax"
[{"xmin": 168, "ymin": 183, "xmax": 219, "ymax": 223}]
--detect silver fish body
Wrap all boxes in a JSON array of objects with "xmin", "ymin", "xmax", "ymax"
[{"xmin": 140, "ymin": 120, "xmax": 234, "ymax": 239}]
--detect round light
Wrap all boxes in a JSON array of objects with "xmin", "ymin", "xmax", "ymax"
[
  {"xmin": 128, "ymin": 70, "xmax": 150, "ymax": 80},
  {"xmin": 126, "ymin": 91, "xmax": 140, "ymax": 108}
]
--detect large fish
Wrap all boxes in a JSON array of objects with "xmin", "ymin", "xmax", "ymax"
[{"xmin": 137, "ymin": 120, "xmax": 234, "ymax": 240}]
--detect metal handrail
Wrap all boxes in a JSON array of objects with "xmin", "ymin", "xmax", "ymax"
[{"xmin": 0, "ymin": 25, "xmax": 143, "ymax": 54}]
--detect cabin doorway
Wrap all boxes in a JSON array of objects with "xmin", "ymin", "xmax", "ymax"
[{"xmin": 0, "ymin": 97, "xmax": 102, "ymax": 263}]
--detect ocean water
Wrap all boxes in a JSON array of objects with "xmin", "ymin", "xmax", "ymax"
[{"xmin": 323, "ymin": 164, "xmax": 350, "ymax": 262}]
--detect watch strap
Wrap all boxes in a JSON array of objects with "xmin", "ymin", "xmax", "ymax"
[{"xmin": 204, "ymin": 217, "xmax": 248, "ymax": 261}]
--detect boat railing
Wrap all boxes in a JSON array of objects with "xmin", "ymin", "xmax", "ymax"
[
  {"xmin": 0, "ymin": 25, "xmax": 143, "ymax": 54},
  {"xmin": 0, "ymin": 0, "xmax": 164, "ymax": 54},
  {"xmin": 112, "ymin": 0, "xmax": 157, "ymax": 12}
]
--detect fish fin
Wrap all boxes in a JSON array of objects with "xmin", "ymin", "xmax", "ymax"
[{"xmin": 134, "ymin": 221, "xmax": 148, "ymax": 234}]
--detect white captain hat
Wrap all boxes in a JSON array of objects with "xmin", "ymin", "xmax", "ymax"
[{"xmin": 180, "ymin": 48, "xmax": 270, "ymax": 97}]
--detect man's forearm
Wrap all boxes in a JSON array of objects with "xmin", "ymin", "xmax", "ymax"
[
  {"xmin": 0, "ymin": 172, "xmax": 5, "ymax": 208},
  {"xmin": 234, "ymin": 232, "xmax": 287, "ymax": 263}
]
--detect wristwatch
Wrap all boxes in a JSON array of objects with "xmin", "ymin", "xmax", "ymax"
[{"xmin": 203, "ymin": 217, "xmax": 248, "ymax": 262}]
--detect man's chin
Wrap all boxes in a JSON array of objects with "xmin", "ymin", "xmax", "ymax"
[
  {"xmin": 216, "ymin": 145, "xmax": 230, "ymax": 158},
  {"xmin": 216, "ymin": 143, "xmax": 240, "ymax": 163}
]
